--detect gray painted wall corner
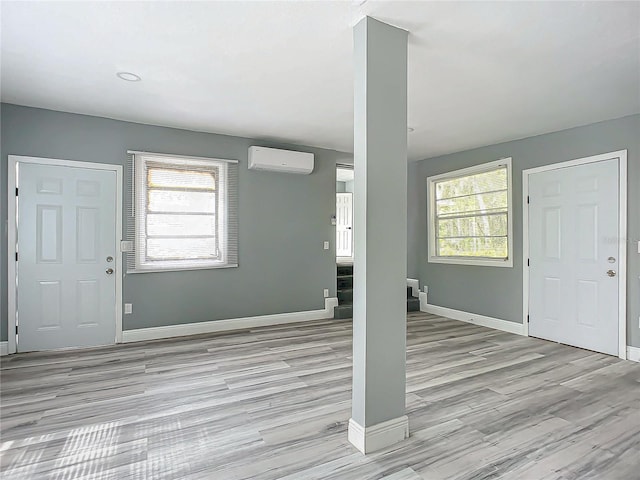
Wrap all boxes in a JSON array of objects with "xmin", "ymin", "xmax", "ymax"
[
  {"xmin": 410, "ymin": 114, "xmax": 640, "ymax": 348},
  {"xmin": 0, "ymin": 103, "xmax": 352, "ymax": 341}
]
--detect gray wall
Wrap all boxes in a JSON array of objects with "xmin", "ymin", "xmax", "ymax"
[
  {"xmin": 409, "ymin": 114, "xmax": 640, "ymax": 347},
  {"xmin": 336, "ymin": 180, "xmax": 354, "ymax": 194},
  {"xmin": 345, "ymin": 180, "xmax": 354, "ymax": 193},
  {"xmin": 0, "ymin": 103, "xmax": 352, "ymax": 341}
]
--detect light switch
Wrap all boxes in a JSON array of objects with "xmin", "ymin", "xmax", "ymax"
[
  {"xmin": 124, "ymin": 303, "xmax": 133, "ymax": 314},
  {"xmin": 324, "ymin": 289, "xmax": 329, "ymax": 298},
  {"xmin": 323, "ymin": 241, "xmax": 330, "ymax": 250}
]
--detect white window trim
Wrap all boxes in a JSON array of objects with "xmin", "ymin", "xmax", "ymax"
[
  {"xmin": 427, "ymin": 157, "xmax": 513, "ymax": 268},
  {"xmin": 132, "ymin": 153, "xmax": 237, "ymax": 273}
]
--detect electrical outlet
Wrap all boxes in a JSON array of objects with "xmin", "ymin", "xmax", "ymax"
[
  {"xmin": 424, "ymin": 285, "xmax": 429, "ymax": 294},
  {"xmin": 124, "ymin": 303, "xmax": 132, "ymax": 314},
  {"xmin": 324, "ymin": 289, "xmax": 329, "ymax": 298}
]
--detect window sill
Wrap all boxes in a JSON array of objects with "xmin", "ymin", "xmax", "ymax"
[
  {"xmin": 127, "ymin": 263, "xmax": 238, "ymax": 274},
  {"xmin": 427, "ymin": 256, "xmax": 513, "ymax": 268}
]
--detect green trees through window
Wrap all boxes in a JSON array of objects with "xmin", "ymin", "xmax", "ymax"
[{"xmin": 432, "ymin": 164, "xmax": 509, "ymax": 260}]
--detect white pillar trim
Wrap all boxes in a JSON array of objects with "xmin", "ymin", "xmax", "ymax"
[{"xmin": 348, "ymin": 416, "xmax": 410, "ymax": 454}]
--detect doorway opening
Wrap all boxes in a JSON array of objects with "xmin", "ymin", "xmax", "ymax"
[{"xmin": 336, "ymin": 165, "xmax": 354, "ymax": 264}]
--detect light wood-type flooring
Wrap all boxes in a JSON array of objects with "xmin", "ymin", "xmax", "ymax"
[{"xmin": 1, "ymin": 312, "xmax": 639, "ymax": 479}]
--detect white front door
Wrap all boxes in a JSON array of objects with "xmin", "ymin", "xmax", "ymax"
[
  {"xmin": 336, "ymin": 192, "xmax": 353, "ymax": 258},
  {"xmin": 528, "ymin": 158, "xmax": 620, "ymax": 356},
  {"xmin": 17, "ymin": 162, "xmax": 117, "ymax": 352}
]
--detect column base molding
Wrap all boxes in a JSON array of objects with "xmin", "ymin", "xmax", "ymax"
[{"xmin": 348, "ymin": 415, "xmax": 409, "ymax": 454}]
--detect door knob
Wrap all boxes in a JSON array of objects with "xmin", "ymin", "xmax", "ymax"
[
  {"xmin": 106, "ymin": 256, "xmax": 114, "ymax": 263},
  {"xmin": 608, "ymin": 257, "xmax": 616, "ymax": 263},
  {"xmin": 606, "ymin": 269, "xmax": 616, "ymax": 277},
  {"xmin": 106, "ymin": 268, "xmax": 114, "ymax": 275}
]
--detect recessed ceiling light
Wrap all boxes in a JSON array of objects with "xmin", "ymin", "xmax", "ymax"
[
  {"xmin": 117, "ymin": 72, "xmax": 141, "ymax": 82},
  {"xmin": 407, "ymin": 127, "xmax": 415, "ymax": 133}
]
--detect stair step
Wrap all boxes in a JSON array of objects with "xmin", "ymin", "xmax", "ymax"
[
  {"xmin": 334, "ymin": 304, "xmax": 353, "ymax": 319},
  {"xmin": 337, "ymin": 275, "xmax": 353, "ymax": 289},
  {"xmin": 337, "ymin": 264, "xmax": 353, "ymax": 276},
  {"xmin": 407, "ymin": 297, "xmax": 420, "ymax": 312},
  {"xmin": 337, "ymin": 288, "xmax": 353, "ymax": 303}
]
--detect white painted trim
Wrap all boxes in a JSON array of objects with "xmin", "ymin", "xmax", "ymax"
[
  {"xmin": 522, "ymin": 165, "xmax": 530, "ymax": 338},
  {"xmin": 427, "ymin": 157, "xmax": 514, "ymax": 268},
  {"xmin": 8, "ymin": 158, "xmax": 16, "ymax": 355},
  {"xmin": 122, "ymin": 297, "xmax": 339, "ymax": 343},
  {"xmin": 421, "ymin": 303, "xmax": 526, "ymax": 336},
  {"xmin": 419, "ymin": 291, "xmax": 428, "ymax": 311},
  {"xmin": 7, "ymin": 155, "xmax": 124, "ymax": 354},
  {"xmin": 627, "ymin": 346, "xmax": 640, "ymax": 363},
  {"xmin": 406, "ymin": 278, "xmax": 419, "ymax": 297},
  {"xmin": 0, "ymin": 342, "xmax": 8, "ymax": 356},
  {"xmin": 522, "ymin": 150, "xmax": 628, "ymax": 359},
  {"xmin": 348, "ymin": 416, "xmax": 409, "ymax": 454},
  {"xmin": 618, "ymin": 153, "xmax": 627, "ymax": 359},
  {"xmin": 132, "ymin": 154, "xmax": 236, "ymax": 273}
]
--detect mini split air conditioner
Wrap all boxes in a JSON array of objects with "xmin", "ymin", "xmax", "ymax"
[{"xmin": 248, "ymin": 146, "xmax": 314, "ymax": 174}]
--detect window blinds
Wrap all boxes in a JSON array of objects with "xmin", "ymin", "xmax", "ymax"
[
  {"xmin": 127, "ymin": 152, "xmax": 238, "ymax": 272},
  {"xmin": 434, "ymin": 165, "xmax": 509, "ymax": 259}
]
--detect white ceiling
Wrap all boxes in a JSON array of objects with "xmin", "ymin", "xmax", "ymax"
[{"xmin": 2, "ymin": 1, "xmax": 639, "ymax": 161}]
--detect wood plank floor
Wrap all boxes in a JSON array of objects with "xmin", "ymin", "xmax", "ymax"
[{"xmin": 1, "ymin": 312, "xmax": 639, "ymax": 480}]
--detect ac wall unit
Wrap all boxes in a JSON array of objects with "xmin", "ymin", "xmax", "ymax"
[{"xmin": 248, "ymin": 146, "xmax": 314, "ymax": 174}]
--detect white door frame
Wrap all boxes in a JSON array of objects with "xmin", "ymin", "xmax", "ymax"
[
  {"xmin": 522, "ymin": 150, "xmax": 627, "ymax": 359},
  {"xmin": 336, "ymin": 192, "xmax": 354, "ymax": 262},
  {"xmin": 7, "ymin": 155, "xmax": 123, "ymax": 354}
]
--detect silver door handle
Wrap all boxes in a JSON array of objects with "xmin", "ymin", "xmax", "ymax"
[
  {"xmin": 606, "ymin": 269, "xmax": 616, "ymax": 277},
  {"xmin": 106, "ymin": 268, "xmax": 114, "ymax": 275}
]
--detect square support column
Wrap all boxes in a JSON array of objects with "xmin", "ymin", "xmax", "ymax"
[{"xmin": 348, "ymin": 16, "xmax": 409, "ymax": 454}]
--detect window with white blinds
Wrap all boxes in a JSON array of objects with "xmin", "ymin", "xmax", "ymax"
[
  {"xmin": 427, "ymin": 158, "xmax": 513, "ymax": 267},
  {"xmin": 129, "ymin": 152, "xmax": 238, "ymax": 272}
]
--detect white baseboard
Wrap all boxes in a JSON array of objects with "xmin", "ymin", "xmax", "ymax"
[
  {"xmin": 406, "ymin": 278, "xmax": 419, "ymax": 298},
  {"xmin": 0, "ymin": 342, "xmax": 8, "ymax": 356},
  {"xmin": 418, "ymin": 291, "xmax": 428, "ymax": 311},
  {"xmin": 423, "ymin": 303, "xmax": 637, "ymax": 361},
  {"xmin": 421, "ymin": 303, "xmax": 526, "ymax": 336},
  {"xmin": 348, "ymin": 415, "xmax": 409, "ymax": 454},
  {"xmin": 627, "ymin": 346, "xmax": 640, "ymax": 363},
  {"xmin": 122, "ymin": 297, "xmax": 339, "ymax": 343}
]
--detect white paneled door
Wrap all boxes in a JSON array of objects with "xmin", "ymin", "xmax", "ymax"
[
  {"xmin": 17, "ymin": 163, "xmax": 117, "ymax": 352},
  {"xmin": 336, "ymin": 193, "xmax": 353, "ymax": 258},
  {"xmin": 528, "ymin": 158, "xmax": 619, "ymax": 356}
]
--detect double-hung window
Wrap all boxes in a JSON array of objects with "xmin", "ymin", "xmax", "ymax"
[
  {"xmin": 130, "ymin": 152, "xmax": 238, "ymax": 272},
  {"xmin": 427, "ymin": 158, "xmax": 513, "ymax": 267}
]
